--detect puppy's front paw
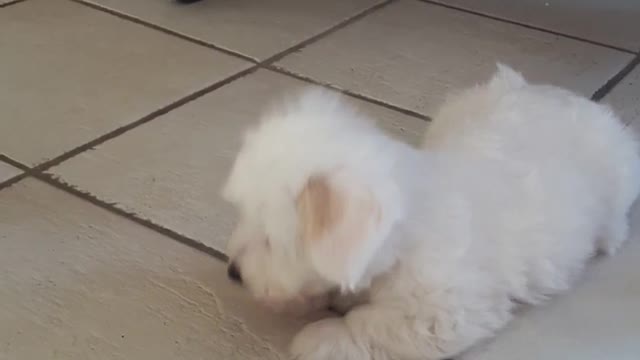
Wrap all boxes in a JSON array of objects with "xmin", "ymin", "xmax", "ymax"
[{"xmin": 290, "ymin": 318, "xmax": 367, "ymax": 360}]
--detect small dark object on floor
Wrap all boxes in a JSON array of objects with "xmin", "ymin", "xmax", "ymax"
[{"xmin": 176, "ymin": 0, "xmax": 203, "ymax": 3}]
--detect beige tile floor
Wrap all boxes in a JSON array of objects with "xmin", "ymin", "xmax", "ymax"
[{"xmin": 1, "ymin": 0, "xmax": 639, "ymax": 359}]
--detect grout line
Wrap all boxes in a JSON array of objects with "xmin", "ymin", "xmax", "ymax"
[
  {"xmin": 0, "ymin": 154, "xmax": 30, "ymax": 171},
  {"xmin": 0, "ymin": 155, "xmax": 230, "ymax": 262},
  {"xmin": 70, "ymin": 0, "xmax": 394, "ymax": 67},
  {"xmin": 267, "ymin": 65, "xmax": 431, "ymax": 121},
  {"xmin": 33, "ymin": 65, "xmax": 259, "ymax": 173},
  {"xmin": 67, "ymin": 0, "xmax": 640, "ymax": 125},
  {"xmin": 260, "ymin": 0, "xmax": 396, "ymax": 65},
  {"xmin": 1, "ymin": 0, "xmax": 402, "ymax": 265},
  {"xmin": 591, "ymin": 53, "xmax": 640, "ymax": 101},
  {"xmin": 33, "ymin": 0, "xmax": 403, "ymax": 175},
  {"xmin": 34, "ymin": 172, "xmax": 229, "ymax": 262},
  {"xmin": 0, "ymin": 0, "xmax": 27, "ymax": 8},
  {"xmin": 69, "ymin": 0, "xmax": 258, "ymax": 63},
  {"xmin": 419, "ymin": 0, "xmax": 636, "ymax": 55},
  {"xmin": 0, "ymin": 155, "xmax": 30, "ymax": 191},
  {"xmin": 66, "ymin": 0, "xmax": 428, "ymax": 125},
  {"xmin": 0, "ymin": 173, "xmax": 29, "ymax": 191}
]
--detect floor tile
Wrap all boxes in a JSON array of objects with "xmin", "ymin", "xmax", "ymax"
[
  {"xmin": 0, "ymin": 0, "xmax": 250, "ymax": 166},
  {"xmin": 432, "ymin": 0, "xmax": 640, "ymax": 52},
  {"xmin": 462, "ymin": 204, "xmax": 640, "ymax": 360},
  {"xmin": 0, "ymin": 178, "xmax": 316, "ymax": 359},
  {"xmin": 0, "ymin": 161, "xmax": 21, "ymax": 183},
  {"xmin": 51, "ymin": 70, "xmax": 427, "ymax": 251},
  {"xmin": 87, "ymin": 0, "xmax": 382, "ymax": 60},
  {"xmin": 604, "ymin": 66, "xmax": 640, "ymax": 128},
  {"xmin": 277, "ymin": 0, "xmax": 632, "ymax": 117}
]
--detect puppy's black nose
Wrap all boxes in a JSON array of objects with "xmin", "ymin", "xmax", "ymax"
[{"xmin": 227, "ymin": 262, "xmax": 242, "ymax": 284}]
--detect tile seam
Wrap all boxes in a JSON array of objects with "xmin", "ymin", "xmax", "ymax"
[
  {"xmin": 259, "ymin": 0, "xmax": 396, "ymax": 65},
  {"xmin": 0, "ymin": 154, "xmax": 30, "ymax": 171},
  {"xmin": 32, "ymin": 0, "xmax": 398, "ymax": 174},
  {"xmin": 0, "ymin": 0, "xmax": 401, "ymax": 264},
  {"xmin": 266, "ymin": 65, "xmax": 431, "ymax": 121},
  {"xmin": 0, "ymin": 0, "xmax": 28, "ymax": 8},
  {"xmin": 420, "ymin": 0, "xmax": 637, "ymax": 55},
  {"xmin": 591, "ymin": 53, "xmax": 640, "ymax": 102},
  {"xmin": 46, "ymin": 171, "xmax": 230, "ymax": 262},
  {"xmin": 0, "ymin": 154, "xmax": 30, "ymax": 191},
  {"xmin": 13, "ymin": 0, "xmax": 636, "ymax": 144},
  {"xmin": 0, "ymin": 153, "xmax": 229, "ymax": 262},
  {"xmin": 33, "ymin": 65, "xmax": 259, "ymax": 173},
  {"xmin": 69, "ymin": 0, "xmax": 257, "ymax": 62},
  {"xmin": 68, "ymin": 0, "xmax": 437, "ymax": 120}
]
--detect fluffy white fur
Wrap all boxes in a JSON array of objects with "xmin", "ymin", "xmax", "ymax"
[{"xmin": 222, "ymin": 64, "xmax": 640, "ymax": 360}]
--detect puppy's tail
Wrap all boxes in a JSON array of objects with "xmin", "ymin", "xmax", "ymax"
[{"xmin": 488, "ymin": 63, "xmax": 527, "ymax": 93}]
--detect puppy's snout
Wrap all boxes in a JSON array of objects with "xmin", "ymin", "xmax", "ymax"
[{"xmin": 227, "ymin": 262, "xmax": 243, "ymax": 284}]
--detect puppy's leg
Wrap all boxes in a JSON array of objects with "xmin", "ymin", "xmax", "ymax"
[
  {"xmin": 292, "ymin": 298, "xmax": 512, "ymax": 360},
  {"xmin": 348, "ymin": 304, "xmax": 473, "ymax": 359},
  {"xmin": 291, "ymin": 318, "xmax": 371, "ymax": 360}
]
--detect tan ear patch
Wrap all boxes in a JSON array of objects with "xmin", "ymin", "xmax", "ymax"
[
  {"xmin": 297, "ymin": 175, "xmax": 342, "ymax": 242},
  {"xmin": 296, "ymin": 172, "xmax": 389, "ymax": 286}
]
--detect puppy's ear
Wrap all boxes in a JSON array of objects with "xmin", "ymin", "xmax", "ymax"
[{"xmin": 297, "ymin": 172, "xmax": 386, "ymax": 290}]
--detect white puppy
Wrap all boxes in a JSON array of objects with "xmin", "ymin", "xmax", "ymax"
[{"xmin": 222, "ymin": 65, "xmax": 640, "ymax": 360}]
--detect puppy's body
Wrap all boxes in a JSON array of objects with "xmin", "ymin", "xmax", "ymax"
[{"xmin": 223, "ymin": 66, "xmax": 640, "ymax": 360}]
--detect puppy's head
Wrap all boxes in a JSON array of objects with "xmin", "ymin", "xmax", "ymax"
[{"xmin": 221, "ymin": 89, "xmax": 403, "ymax": 312}]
